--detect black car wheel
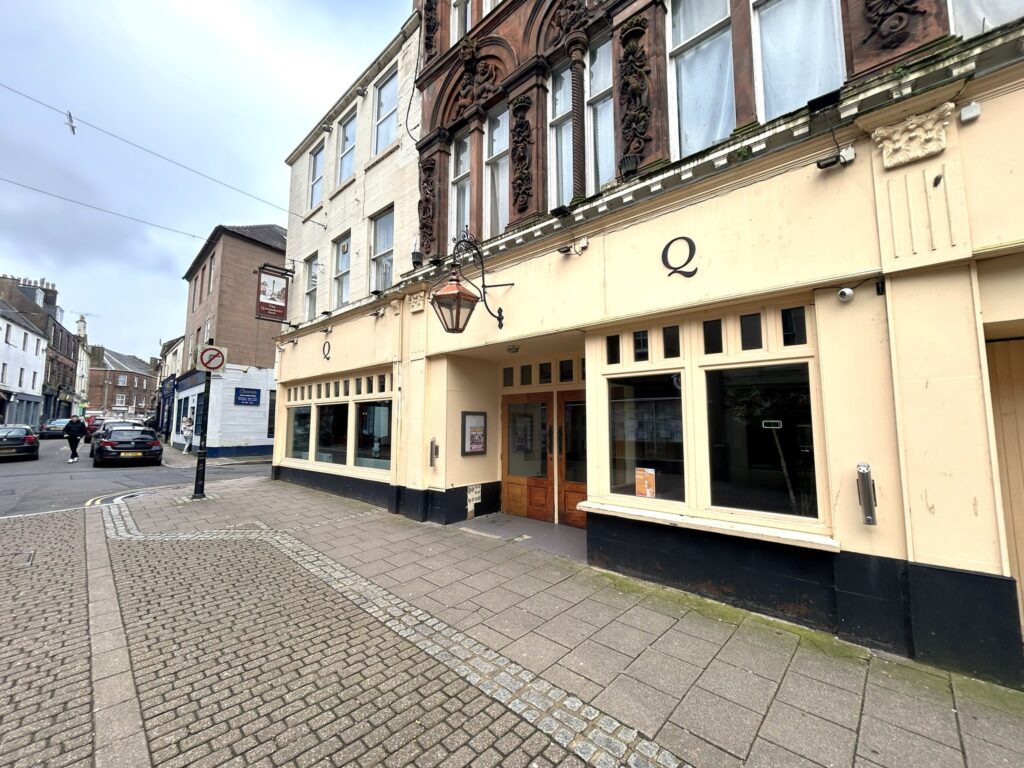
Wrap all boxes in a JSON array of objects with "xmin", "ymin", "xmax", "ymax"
[{"xmin": 93, "ymin": 458, "xmax": 102, "ymax": 468}]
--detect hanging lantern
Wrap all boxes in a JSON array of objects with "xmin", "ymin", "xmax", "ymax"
[{"xmin": 430, "ymin": 264, "xmax": 480, "ymax": 333}]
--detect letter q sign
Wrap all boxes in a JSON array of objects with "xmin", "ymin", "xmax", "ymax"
[{"xmin": 662, "ymin": 236, "xmax": 698, "ymax": 279}]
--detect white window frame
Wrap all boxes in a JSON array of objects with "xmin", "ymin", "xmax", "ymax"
[
  {"xmin": 750, "ymin": 0, "xmax": 846, "ymax": 124},
  {"xmin": 208, "ymin": 255, "xmax": 215, "ymax": 295},
  {"xmin": 202, "ymin": 319, "xmax": 212, "ymax": 345},
  {"xmin": 115, "ymin": 393, "xmax": 126, "ymax": 407},
  {"xmin": 548, "ymin": 65, "xmax": 574, "ymax": 209},
  {"xmin": 450, "ymin": 133, "xmax": 472, "ymax": 240},
  {"xmin": 337, "ymin": 110, "xmax": 357, "ymax": 184},
  {"xmin": 666, "ymin": 0, "xmax": 733, "ymax": 161},
  {"xmin": 304, "ymin": 254, "xmax": 319, "ymax": 321},
  {"xmin": 309, "ymin": 142, "xmax": 325, "ymax": 208},
  {"xmin": 484, "ymin": 0, "xmax": 500, "ymax": 15},
  {"xmin": 117, "ymin": 374, "xmax": 127, "ymax": 386},
  {"xmin": 334, "ymin": 234, "xmax": 352, "ymax": 308},
  {"xmin": 451, "ymin": 0, "xmax": 472, "ymax": 43},
  {"xmin": 484, "ymin": 108, "xmax": 510, "ymax": 239},
  {"xmin": 374, "ymin": 69, "xmax": 399, "ymax": 154},
  {"xmin": 371, "ymin": 208, "xmax": 395, "ymax": 292},
  {"xmin": 947, "ymin": 0, "xmax": 1024, "ymax": 37},
  {"xmin": 585, "ymin": 36, "xmax": 614, "ymax": 194}
]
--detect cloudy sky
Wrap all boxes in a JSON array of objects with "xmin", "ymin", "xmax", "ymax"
[{"xmin": 0, "ymin": 0, "xmax": 412, "ymax": 359}]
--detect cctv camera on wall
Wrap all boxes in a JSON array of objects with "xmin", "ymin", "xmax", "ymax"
[{"xmin": 838, "ymin": 287, "xmax": 855, "ymax": 303}]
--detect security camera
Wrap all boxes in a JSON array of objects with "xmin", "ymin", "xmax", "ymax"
[{"xmin": 837, "ymin": 287, "xmax": 855, "ymax": 303}]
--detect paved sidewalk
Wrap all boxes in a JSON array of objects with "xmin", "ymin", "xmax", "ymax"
[
  {"xmin": 1, "ymin": 476, "xmax": 1022, "ymax": 767},
  {"xmin": 160, "ymin": 449, "xmax": 271, "ymax": 470}
]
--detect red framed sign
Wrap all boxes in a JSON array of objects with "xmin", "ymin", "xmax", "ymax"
[{"xmin": 256, "ymin": 265, "xmax": 289, "ymax": 322}]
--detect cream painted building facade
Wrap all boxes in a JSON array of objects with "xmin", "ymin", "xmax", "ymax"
[{"xmin": 275, "ymin": 6, "xmax": 1024, "ymax": 685}]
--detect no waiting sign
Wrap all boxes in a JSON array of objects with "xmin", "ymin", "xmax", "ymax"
[{"xmin": 197, "ymin": 345, "xmax": 227, "ymax": 372}]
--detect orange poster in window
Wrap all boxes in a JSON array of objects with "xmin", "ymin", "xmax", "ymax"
[{"xmin": 635, "ymin": 468, "xmax": 656, "ymax": 498}]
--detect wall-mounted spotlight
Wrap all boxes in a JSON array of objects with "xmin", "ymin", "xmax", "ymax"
[
  {"xmin": 370, "ymin": 289, "xmax": 384, "ymax": 298},
  {"xmin": 286, "ymin": 322, "xmax": 300, "ymax": 330},
  {"xmin": 816, "ymin": 146, "xmax": 856, "ymax": 170},
  {"xmin": 320, "ymin": 326, "xmax": 333, "ymax": 335},
  {"xmin": 355, "ymin": 86, "xmax": 368, "ymax": 97},
  {"xmin": 371, "ymin": 308, "xmax": 385, "ymax": 319},
  {"xmin": 411, "ymin": 251, "xmax": 424, "ymax": 269},
  {"xmin": 550, "ymin": 205, "xmax": 572, "ymax": 219},
  {"xmin": 320, "ymin": 123, "xmax": 333, "ymax": 133},
  {"xmin": 557, "ymin": 236, "xmax": 589, "ymax": 257}
]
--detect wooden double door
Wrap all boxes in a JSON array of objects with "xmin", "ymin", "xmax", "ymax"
[{"xmin": 501, "ymin": 391, "xmax": 588, "ymax": 527}]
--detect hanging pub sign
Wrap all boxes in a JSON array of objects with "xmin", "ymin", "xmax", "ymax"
[{"xmin": 255, "ymin": 265, "xmax": 290, "ymax": 322}]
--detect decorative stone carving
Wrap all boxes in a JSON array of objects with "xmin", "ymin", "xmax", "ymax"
[
  {"xmin": 423, "ymin": 0, "xmax": 438, "ymax": 60},
  {"xmin": 454, "ymin": 39, "xmax": 501, "ymax": 118},
  {"xmin": 617, "ymin": 15, "xmax": 652, "ymax": 177},
  {"xmin": 417, "ymin": 156, "xmax": 437, "ymax": 256},
  {"xmin": 390, "ymin": 299, "xmax": 403, "ymax": 316},
  {"xmin": 509, "ymin": 94, "xmax": 534, "ymax": 214},
  {"xmin": 554, "ymin": 0, "xmax": 590, "ymax": 47},
  {"xmin": 408, "ymin": 292, "xmax": 426, "ymax": 314},
  {"xmin": 871, "ymin": 102, "xmax": 954, "ymax": 170},
  {"xmin": 863, "ymin": 0, "xmax": 927, "ymax": 49}
]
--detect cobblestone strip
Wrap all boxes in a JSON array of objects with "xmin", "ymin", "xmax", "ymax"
[
  {"xmin": 104, "ymin": 503, "xmax": 691, "ymax": 768},
  {"xmin": 85, "ymin": 511, "xmax": 151, "ymax": 767}
]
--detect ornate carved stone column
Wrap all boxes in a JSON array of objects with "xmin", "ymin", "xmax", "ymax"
[
  {"xmin": 611, "ymin": 1, "xmax": 670, "ymax": 178},
  {"xmin": 502, "ymin": 57, "xmax": 550, "ymax": 226},
  {"xmin": 567, "ymin": 38, "xmax": 588, "ymax": 202},
  {"xmin": 416, "ymin": 128, "xmax": 451, "ymax": 261},
  {"xmin": 467, "ymin": 112, "xmax": 486, "ymax": 240},
  {"xmin": 555, "ymin": 1, "xmax": 592, "ymax": 202}
]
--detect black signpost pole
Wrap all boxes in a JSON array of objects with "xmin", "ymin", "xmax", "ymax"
[{"xmin": 192, "ymin": 369, "xmax": 212, "ymax": 500}]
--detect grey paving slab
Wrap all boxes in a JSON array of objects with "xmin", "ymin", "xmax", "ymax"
[
  {"xmin": 656, "ymin": 722, "xmax": 743, "ymax": 768},
  {"xmin": 590, "ymin": 620, "xmax": 660, "ymax": 657},
  {"xmin": 483, "ymin": 606, "xmax": 546, "ymax": 639},
  {"xmin": 592, "ymin": 674, "xmax": 679, "ymax": 738},
  {"xmin": 696, "ymin": 660, "xmax": 779, "ymax": 714},
  {"xmin": 962, "ymin": 734, "xmax": 1024, "ymax": 767},
  {"xmin": 559, "ymin": 640, "xmax": 634, "ymax": 686},
  {"xmin": 565, "ymin": 597, "xmax": 628, "ymax": 627},
  {"xmin": 652, "ymin": 628, "xmax": 723, "ymax": 667},
  {"xmin": 625, "ymin": 648, "xmax": 702, "ymax": 697},
  {"xmin": 857, "ymin": 715, "xmax": 965, "ymax": 768},
  {"xmin": 501, "ymin": 633, "xmax": 571, "ymax": 674},
  {"xmin": 789, "ymin": 645, "xmax": 869, "ymax": 694},
  {"xmin": 759, "ymin": 699, "xmax": 857, "ymax": 767},
  {"xmin": 863, "ymin": 681, "xmax": 960, "ymax": 747},
  {"xmin": 670, "ymin": 687, "xmax": 762, "ymax": 758},
  {"xmin": 776, "ymin": 670, "xmax": 863, "ymax": 730},
  {"xmin": 515, "ymin": 591, "xmax": 576, "ymax": 620},
  {"xmin": 536, "ymin": 613, "xmax": 600, "ymax": 647},
  {"xmin": 747, "ymin": 738, "xmax": 828, "ymax": 768}
]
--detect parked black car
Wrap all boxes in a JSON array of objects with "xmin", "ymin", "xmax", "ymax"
[
  {"xmin": 85, "ymin": 418, "xmax": 105, "ymax": 444},
  {"xmin": 88, "ymin": 421, "xmax": 145, "ymax": 457},
  {"xmin": 38, "ymin": 418, "xmax": 69, "ymax": 438},
  {"xmin": 0, "ymin": 425, "xmax": 40, "ymax": 460},
  {"xmin": 92, "ymin": 428, "xmax": 163, "ymax": 467}
]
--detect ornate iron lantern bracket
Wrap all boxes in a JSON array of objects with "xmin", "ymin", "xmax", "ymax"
[{"xmin": 430, "ymin": 230, "xmax": 513, "ymax": 332}]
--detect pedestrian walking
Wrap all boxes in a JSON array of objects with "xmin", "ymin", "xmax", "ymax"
[
  {"xmin": 63, "ymin": 414, "xmax": 87, "ymax": 463},
  {"xmin": 181, "ymin": 416, "xmax": 194, "ymax": 454}
]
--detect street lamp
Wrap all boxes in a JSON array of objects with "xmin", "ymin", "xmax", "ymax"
[{"xmin": 429, "ymin": 230, "xmax": 512, "ymax": 333}]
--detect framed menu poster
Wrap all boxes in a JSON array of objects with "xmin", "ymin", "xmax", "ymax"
[{"xmin": 461, "ymin": 411, "xmax": 487, "ymax": 456}]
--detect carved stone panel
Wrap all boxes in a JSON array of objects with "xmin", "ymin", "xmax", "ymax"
[
  {"xmin": 871, "ymin": 102, "xmax": 953, "ymax": 170},
  {"xmin": 509, "ymin": 94, "xmax": 534, "ymax": 214},
  {"xmin": 423, "ymin": 0, "xmax": 438, "ymax": 60},
  {"xmin": 408, "ymin": 292, "xmax": 426, "ymax": 313},
  {"xmin": 453, "ymin": 39, "xmax": 502, "ymax": 120},
  {"xmin": 417, "ymin": 156, "xmax": 438, "ymax": 257},
  {"xmin": 617, "ymin": 15, "xmax": 652, "ymax": 177},
  {"xmin": 843, "ymin": 0, "xmax": 949, "ymax": 76}
]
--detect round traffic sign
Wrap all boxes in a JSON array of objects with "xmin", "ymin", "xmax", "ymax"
[{"xmin": 199, "ymin": 347, "xmax": 225, "ymax": 371}]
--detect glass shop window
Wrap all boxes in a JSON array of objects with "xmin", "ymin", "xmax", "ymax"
[
  {"xmin": 356, "ymin": 401, "xmax": 392, "ymax": 470},
  {"xmin": 607, "ymin": 334, "xmax": 621, "ymax": 365},
  {"xmin": 703, "ymin": 319, "xmax": 723, "ymax": 354},
  {"xmin": 520, "ymin": 365, "xmax": 533, "ymax": 386},
  {"xmin": 740, "ymin": 313, "xmax": 762, "ymax": 350},
  {"xmin": 634, "ymin": 330, "xmax": 649, "ymax": 362},
  {"xmin": 559, "ymin": 360, "xmax": 574, "ymax": 383},
  {"xmin": 503, "ymin": 367, "xmax": 514, "ymax": 387},
  {"xmin": 539, "ymin": 362, "xmax": 552, "ymax": 385},
  {"xmin": 663, "ymin": 325, "xmax": 681, "ymax": 358},
  {"xmin": 608, "ymin": 375, "xmax": 685, "ymax": 501},
  {"xmin": 781, "ymin": 307, "xmax": 807, "ymax": 346},
  {"xmin": 316, "ymin": 404, "xmax": 348, "ymax": 465},
  {"xmin": 706, "ymin": 363, "xmax": 816, "ymax": 517},
  {"xmin": 287, "ymin": 406, "xmax": 311, "ymax": 460},
  {"xmin": 379, "ymin": 374, "xmax": 387, "ymax": 393}
]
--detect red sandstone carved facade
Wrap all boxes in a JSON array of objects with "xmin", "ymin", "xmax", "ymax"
[{"xmin": 413, "ymin": 0, "xmax": 954, "ymax": 259}]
